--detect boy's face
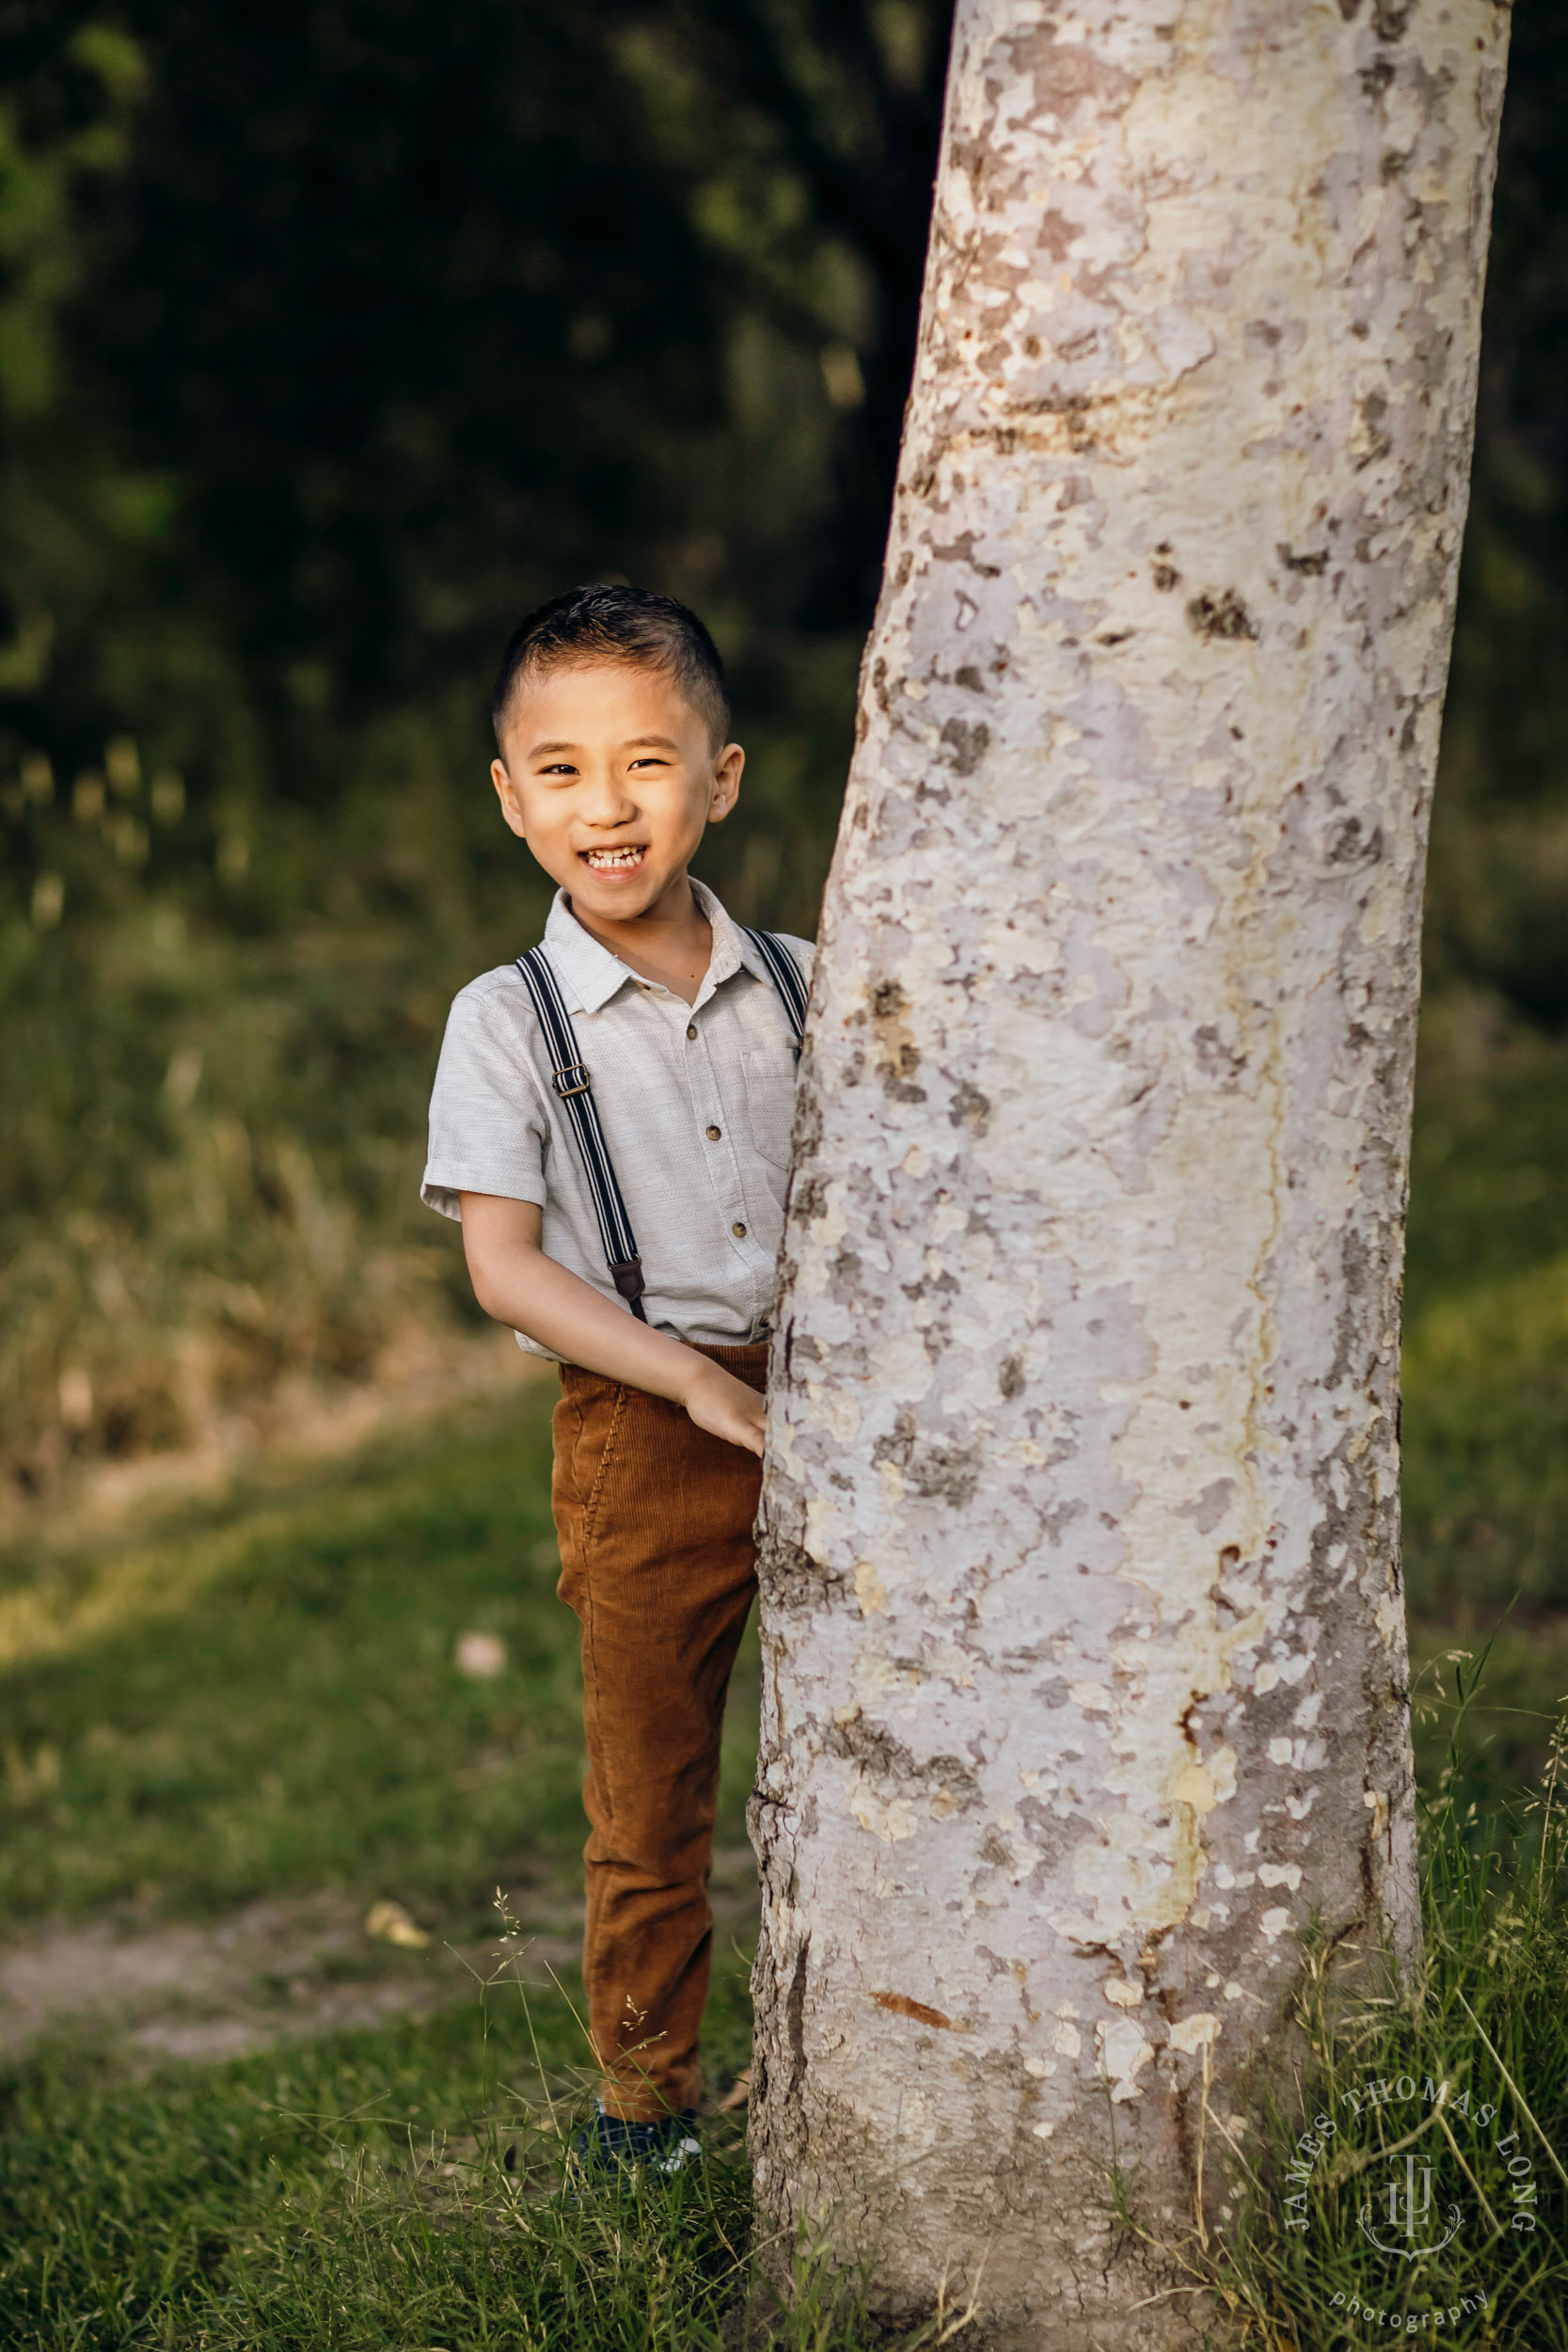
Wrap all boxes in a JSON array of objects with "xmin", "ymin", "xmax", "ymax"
[{"xmin": 491, "ymin": 660, "xmax": 742, "ymax": 924}]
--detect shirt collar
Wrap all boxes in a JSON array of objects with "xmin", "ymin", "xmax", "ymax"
[
  {"xmin": 542, "ymin": 877, "xmax": 765, "ymax": 1015},
  {"xmin": 542, "ymin": 891, "xmax": 634, "ymax": 1013}
]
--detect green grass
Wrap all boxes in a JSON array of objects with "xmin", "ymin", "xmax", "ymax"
[
  {"xmin": 1183, "ymin": 1672, "xmax": 1568, "ymax": 2351},
  {"xmin": 0, "ymin": 1007, "xmax": 1565, "ymax": 2348},
  {"xmin": 0, "ymin": 1964, "xmax": 758, "ymax": 2350},
  {"xmin": 0, "ymin": 1952, "xmax": 1004, "ymax": 2352},
  {"xmin": 0, "ymin": 1386, "xmax": 587, "ymax": 1929},
  {"xmin": 1404, "ymin": 1028, "xmax": 1568, "ymax": 1623},
  {"xmin": 1403, "ymin": 1020, "xmax": 1568, "ymax": 1799},
  {"xmin": 0, "ymin": 1380, "xmax": 758, "ymax": 1934},
  {"xmin": 0, "ymin": 1956, "xmax": 928, "ymax": 2350},
  {"xmin": 3, "ymin": 1804, "xmax": 1565, "ymax": 2349},
  {"xmin": 0, "ymin": 1387, "xmax": 825, "ymax": 2349}
]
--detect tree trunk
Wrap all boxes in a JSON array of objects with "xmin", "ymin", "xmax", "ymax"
[{"xmin": 748, "ymin": 4, "xmax": 1510, "ymax": 2344}]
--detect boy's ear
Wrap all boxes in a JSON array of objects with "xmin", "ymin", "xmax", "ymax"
[
  {"xmin": 491, "ymin": 757, "xmax": 528, "ymax": 840},
  {"xmin": 707, "ymin": 741, "xmax": 744, "ymax": 825}
]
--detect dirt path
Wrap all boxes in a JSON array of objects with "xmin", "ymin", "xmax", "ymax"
[
  {"xmin": 1, "ymin": 1346, "xmax": 763, "ymax": 2072},
  {"xmin": 0, "ymin": 1849, "xmax": 761, "ymax": 2065}
]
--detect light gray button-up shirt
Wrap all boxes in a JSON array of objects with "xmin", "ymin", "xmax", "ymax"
[{"xmin": 421, "ymin": 880, "xmax": 814, "ymax": 1359}]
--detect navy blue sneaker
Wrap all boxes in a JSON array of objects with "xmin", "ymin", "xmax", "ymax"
[{"xmin": 567, "ymin": 2106, "xmax": 702, "ymax": 2185}]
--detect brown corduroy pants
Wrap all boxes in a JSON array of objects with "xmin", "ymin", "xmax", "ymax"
[{"xmin": 550, "ymin": 1342, "xmax": 766, "ymax": 2121}]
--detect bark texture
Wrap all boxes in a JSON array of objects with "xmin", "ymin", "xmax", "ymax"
[{"xmin": 749, "ymin": 4, "xmax": 1509, "ymax": 2343}]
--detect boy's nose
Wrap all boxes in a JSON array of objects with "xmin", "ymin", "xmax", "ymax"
[
  {"xmin": 582, "ymin": 766, "xmax": 638, "ymax": 811},
  {"xmin": 578, "ymin": 788, "xmax": 638, "ymax": 827}
]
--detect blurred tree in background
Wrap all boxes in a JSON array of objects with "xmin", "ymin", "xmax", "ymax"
[
  {"xmin": 0, "ymin": 0, "xmax": 1564, "ymax": 1504},
  {"xmin": 0, "ymin": 0, "xmax": 950, "ymax": 901},
  {"xmin": 1427, "ymin": 0, "xmax": 1568, "ymax": 1025}
]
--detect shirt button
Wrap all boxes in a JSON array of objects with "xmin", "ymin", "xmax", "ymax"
[
  {"xmin": 705, "ymin": 1124, "xmax": 721, "ymax": 1141},
  {"xmin": 732, "ymin": 1221, "xmax": 747, "ymax": 1238},
  {"xmin": 686, "ymin": 1023, "xmax": 698, "ymax": 1041}
]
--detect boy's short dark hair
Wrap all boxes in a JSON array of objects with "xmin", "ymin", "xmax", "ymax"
[{"xmin": 491, "ymin": 585, "xmax": 730, "ymax": 751}]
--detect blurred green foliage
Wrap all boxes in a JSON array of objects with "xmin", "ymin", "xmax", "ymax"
[
  {"xmin": 0, "ymin": 0, "xmax": 1565, "ymax": 1533},
  {"xmin": 0, "ymin": 0, "xmax": 950, "ymax": 1483},
  {"xmin": 1404, "ymin": 1026, "xmax": 1568, "ymax": 1624},
  {"xmin": 1428, "ymin": 0, "xmax": 1568, "ymax": 1022},
  {"xmin": 0, "ymin": 0, "xmax": 948, "ymax": 839},
  {"xmin": 1402, "ymin": 1013, "xmax": 1568, "ymax": 1792}
]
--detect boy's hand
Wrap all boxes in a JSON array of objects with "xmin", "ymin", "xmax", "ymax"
[
  {"xmin": 458, "ymin": 1193, "xmax": 768, "ymax": 1455},
  {"xmin": 680, "ymin": 1358, "xmax": 766, "ymax": 1457}
]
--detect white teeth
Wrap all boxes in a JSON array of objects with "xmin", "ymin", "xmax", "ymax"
[{"xmin": 584, "ymin": 847, "xmax": 645, "ymax": 868}]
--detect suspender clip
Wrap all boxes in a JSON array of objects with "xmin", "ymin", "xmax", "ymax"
[
  {"xmin": 516, "ymin": 933, "xmax": 802, "ymax": 1331},
  {"xmin": 610, "ymin": 1256, "xmax": 647, "ymax": 1321}
]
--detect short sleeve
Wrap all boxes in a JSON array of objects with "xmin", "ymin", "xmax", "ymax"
[{"xmin": 420, "ymin": 976, "xmax": 550, "ymax": 1221}]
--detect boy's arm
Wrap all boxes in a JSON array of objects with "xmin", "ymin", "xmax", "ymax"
[{"xmin": 458, "ymin": 1192, "xmax": 766, "ymax": 1456}]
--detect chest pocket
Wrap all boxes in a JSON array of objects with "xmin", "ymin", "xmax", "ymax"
[{"xmin": 743, "ymin": 1046, "xmax": 799, "ymax": 1171}]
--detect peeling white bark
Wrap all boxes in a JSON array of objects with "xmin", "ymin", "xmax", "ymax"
[{"xmin": 749, "ymin": 4, "xmax": 1509, "ymax": 2343}]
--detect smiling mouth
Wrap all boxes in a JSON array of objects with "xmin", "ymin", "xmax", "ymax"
[{"xmin": 580, "ymin": 845, "xmax": 648, "ymax": 872}]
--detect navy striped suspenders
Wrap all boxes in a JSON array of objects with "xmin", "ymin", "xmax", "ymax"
[
  {"xmin": 514, "ymin": 934, "xmax": 808, "ymax": 1320},
  {"xmin": 514, "ymin": 947, "xmax": 650, "ymax": 1318},
  {"xmin": 740, "ymin": 926, "xmax": 809, "ymax": 1047}
]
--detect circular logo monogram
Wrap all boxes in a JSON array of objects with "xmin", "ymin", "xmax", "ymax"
[
  {"xmin": 1354, "ymin": 2153, "xmax": 1463, "ymax": 2261},
  {"xmin": 1275, "ymin": 2064, "xmax": 1542, "ymax": 2334}
]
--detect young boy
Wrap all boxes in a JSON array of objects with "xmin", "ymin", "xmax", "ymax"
[{"xmin": 421, "ymin": 584, "xmax": 813, "ymax": 2169}]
